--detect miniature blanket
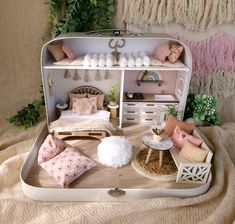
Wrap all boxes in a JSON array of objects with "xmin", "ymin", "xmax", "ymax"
[
  {"xmin": 49, "ymin": 118, "xmax": 116, "ymax": 136},
  {"xmin": 0, "ymin": 120, "xmax": 235, "ymax": 224}
]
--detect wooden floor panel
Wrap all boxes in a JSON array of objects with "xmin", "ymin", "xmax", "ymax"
[{"xmin": 26, "ymin": 122, "xmax": 201, "ymax": 189}]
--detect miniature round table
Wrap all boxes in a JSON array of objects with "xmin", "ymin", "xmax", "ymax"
[{"xmin": 143, "ymin": 134, "xmax": 173, "ymax": 167}]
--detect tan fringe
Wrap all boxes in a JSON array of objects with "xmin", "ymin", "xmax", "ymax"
[
  {"xmin": 189, "ymin": 70, "xmax": 235, "ymax": 98},
  {"xmin": 148, "ymin": 0, "xmax": 160, "ymax": 25},
  {"xmin": 122, "ymin": 0, "xmax": 235, "ymax": 31}
]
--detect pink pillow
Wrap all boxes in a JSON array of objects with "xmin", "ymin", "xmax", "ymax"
[
  {"xmin": 72, "ymin": 98, "xmax": 94, "ymax": 115},
  {"xmin": 38, "ymin": 134, "xmax": 68, "ymax": 164},
  {"xmin": 40, "ymin": 147, "xmax": 96, "ymax": 187},
  {"xmin": 88, "ymin": 96, "xmax": 98, "ymax": 113},
  {"xmin": 69, "ymin": 93, "xmax": 87, "ymax": 110},
  {"xmin": 164, "ymin": 115, "xmax": 195, "ymax": 137},
  {"xmin": 154, "ymin": 43, "xmax": 171, "ymax": 62},
  {"xmin": 171, "ymin": 126, "xmax": 203, "ymax": 149},
  {"xmin": 62, "ymin": 43, "xmax": 75, "ymax": 59}
]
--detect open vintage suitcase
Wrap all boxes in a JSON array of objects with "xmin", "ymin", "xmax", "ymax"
[{"xmin": 20, "ymin": 30, "xmax": 212, "ymax": 201}]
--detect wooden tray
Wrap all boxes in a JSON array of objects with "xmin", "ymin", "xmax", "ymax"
[{"xmin": 20, "ymin": 123, "xmax": 212, "ymax": 201}]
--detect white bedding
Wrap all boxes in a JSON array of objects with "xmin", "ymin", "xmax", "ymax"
[
  {"xmin": 61, "ymin": 110, "xmax": 110, "ymax": 121},
  {"xmin": 49, "ymin": 110, "xmax": 114, "ymax": 134}
]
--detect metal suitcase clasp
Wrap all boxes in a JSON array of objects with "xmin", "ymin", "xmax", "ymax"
[{"xmin": 108, "ymin": 188, "xmax": 126, "ymax": 197}]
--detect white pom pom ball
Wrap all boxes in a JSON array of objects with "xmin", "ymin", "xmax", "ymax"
[{"xmin": 97, "ymin": 136, "xmax": 132, "ymax": 168}]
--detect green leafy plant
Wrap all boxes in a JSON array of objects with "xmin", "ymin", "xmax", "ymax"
[
  {"xmin": 108, "ymin": 84, "xmax": 119, "ymax": 102},
  {"xmin": 184, "ymin": 93, "xmax": 219, "ymax": 126},
  {"xmin": 166, "ymin": 105, "xmax": 180, "ymax": 117},
  {"xmin": 7, "ymin": 86, "xmax": 45, "ymax": 129},
  {"xmin": 44, "ymin": 0, "xmax": 117, "ymax": 39}
]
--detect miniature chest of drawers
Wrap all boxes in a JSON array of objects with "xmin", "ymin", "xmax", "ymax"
[{"xmin": 122, "ymin": 94, "xmax": 179, "ymax": 125}]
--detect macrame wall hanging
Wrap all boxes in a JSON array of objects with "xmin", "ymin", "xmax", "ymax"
[
  {"xmin": 122, "ymin": 0, "xmax": 234, "ymax": 32},
  {"xmin": 173, "ymin": 32, "xmax": 235, "ymax": 75},
  {"xmin": 190, "ymin": 70, "xmax": 235, "ymax": 98},
  {"xmin": 173, "ymin": 32, "xmax": 235, "ymax": 98},
  {"xmin": 122, "ymin": 0, "xmax": 235, "ymax": 100}
]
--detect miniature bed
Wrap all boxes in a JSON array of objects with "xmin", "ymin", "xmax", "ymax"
[{"xmin": 49, "ymin": 85, "xmax": 115, "ymax": 140}]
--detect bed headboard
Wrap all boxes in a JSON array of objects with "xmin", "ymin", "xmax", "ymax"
[{"xmin": 71, "ymin": 85, "xmax": 108, "ymax": 106}]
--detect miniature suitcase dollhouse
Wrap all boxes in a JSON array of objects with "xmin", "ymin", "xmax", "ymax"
[{"xmin": 20, "ymin": 30, "xmax": 212, "ymax": 201}]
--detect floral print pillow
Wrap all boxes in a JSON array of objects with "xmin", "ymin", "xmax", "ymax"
[
  {"xmin": 40, "ymin": 147, "xmax": 96, "ymax": 187},
  {"xmin": 168, "ymin": 44, "xmax": 184, "ymax": 63},
  {"xmin": 72, "ymin": 97, "xmax": 97, "ymax": 115},
  {"xmin": 38, "ymin": 134, "xmax": 68, "ymax": 164}
]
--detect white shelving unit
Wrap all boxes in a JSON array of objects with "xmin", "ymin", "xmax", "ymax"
[{"xmin": 40, "ymin": 32, "xmax": 192, "ymax": 127}]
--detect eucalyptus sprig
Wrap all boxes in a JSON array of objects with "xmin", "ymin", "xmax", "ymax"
[{"xmin": 7, "ymin": 86, "xmax": 45, "ymax": 129}]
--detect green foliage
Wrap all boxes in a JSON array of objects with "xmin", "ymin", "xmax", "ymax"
[
  {"xmin": 7, "ymin": 86, "xmax": 45, "ymax": 129},
  {"xmin": 44, "ymin": 0, "xmax": 117, "ymax": 39},
  {"xmin": 108, "ymin": 84, "xmax": 119, "ymax": 101},
  {"xmin": 184, "ymin": 93, "xmax": 219, "ymax": 126},
  {"xmin": 166, "ymin": 105, "xmax": 180, "ymax": 117}
]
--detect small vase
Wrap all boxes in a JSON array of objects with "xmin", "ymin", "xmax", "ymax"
[
  {"xmin": 152, "ymin": 134, "xmax": 161, "ymax": 142},
  {"xmin": 109, "ymin": 101, "xmax": 117, "ymax": 106}
]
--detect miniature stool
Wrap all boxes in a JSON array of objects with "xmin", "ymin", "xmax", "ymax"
[
  {"xmin": 56, "ymin": 103, "xmax": 68, "ymax": 118},
  {"xmin": 108, "ymin": 104, "xmax": 119, "ymax": 119}
]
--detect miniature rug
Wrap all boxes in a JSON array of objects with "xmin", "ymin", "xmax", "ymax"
[
  {"xmin": 131, "ymin": 148, "xmax": 177, "ymax": 181},
  {"xmin": 0, "ymin": 119, "xmax": 235, "ymax": 224}
]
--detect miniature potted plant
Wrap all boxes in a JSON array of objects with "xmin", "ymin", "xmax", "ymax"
[
  {"xmin": 108, "ymin": 85, "xmax": 119, "ymax": 106},
  {"xmin": 151, "ymin": 123, "xmax": 165, "ymax": 142},
  {"xmin": 166, "ymin": 105, "xmax": 180, "ymax": 117},
  {"xmin": 184, "ymin": 93, "xmax": 219, "ymax": 126}
]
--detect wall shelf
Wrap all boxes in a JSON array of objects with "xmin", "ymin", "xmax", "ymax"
[
  {"xmin": 136, "ymin": 80, "xmax": 164, "ymax": 86},
  {"xmin": 43, "ymin": 64, "xmax": 190, "ymax": 72},
  {"xmin": 136, "ymin": 70, "xmax": 164, "ymax": 86}
]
